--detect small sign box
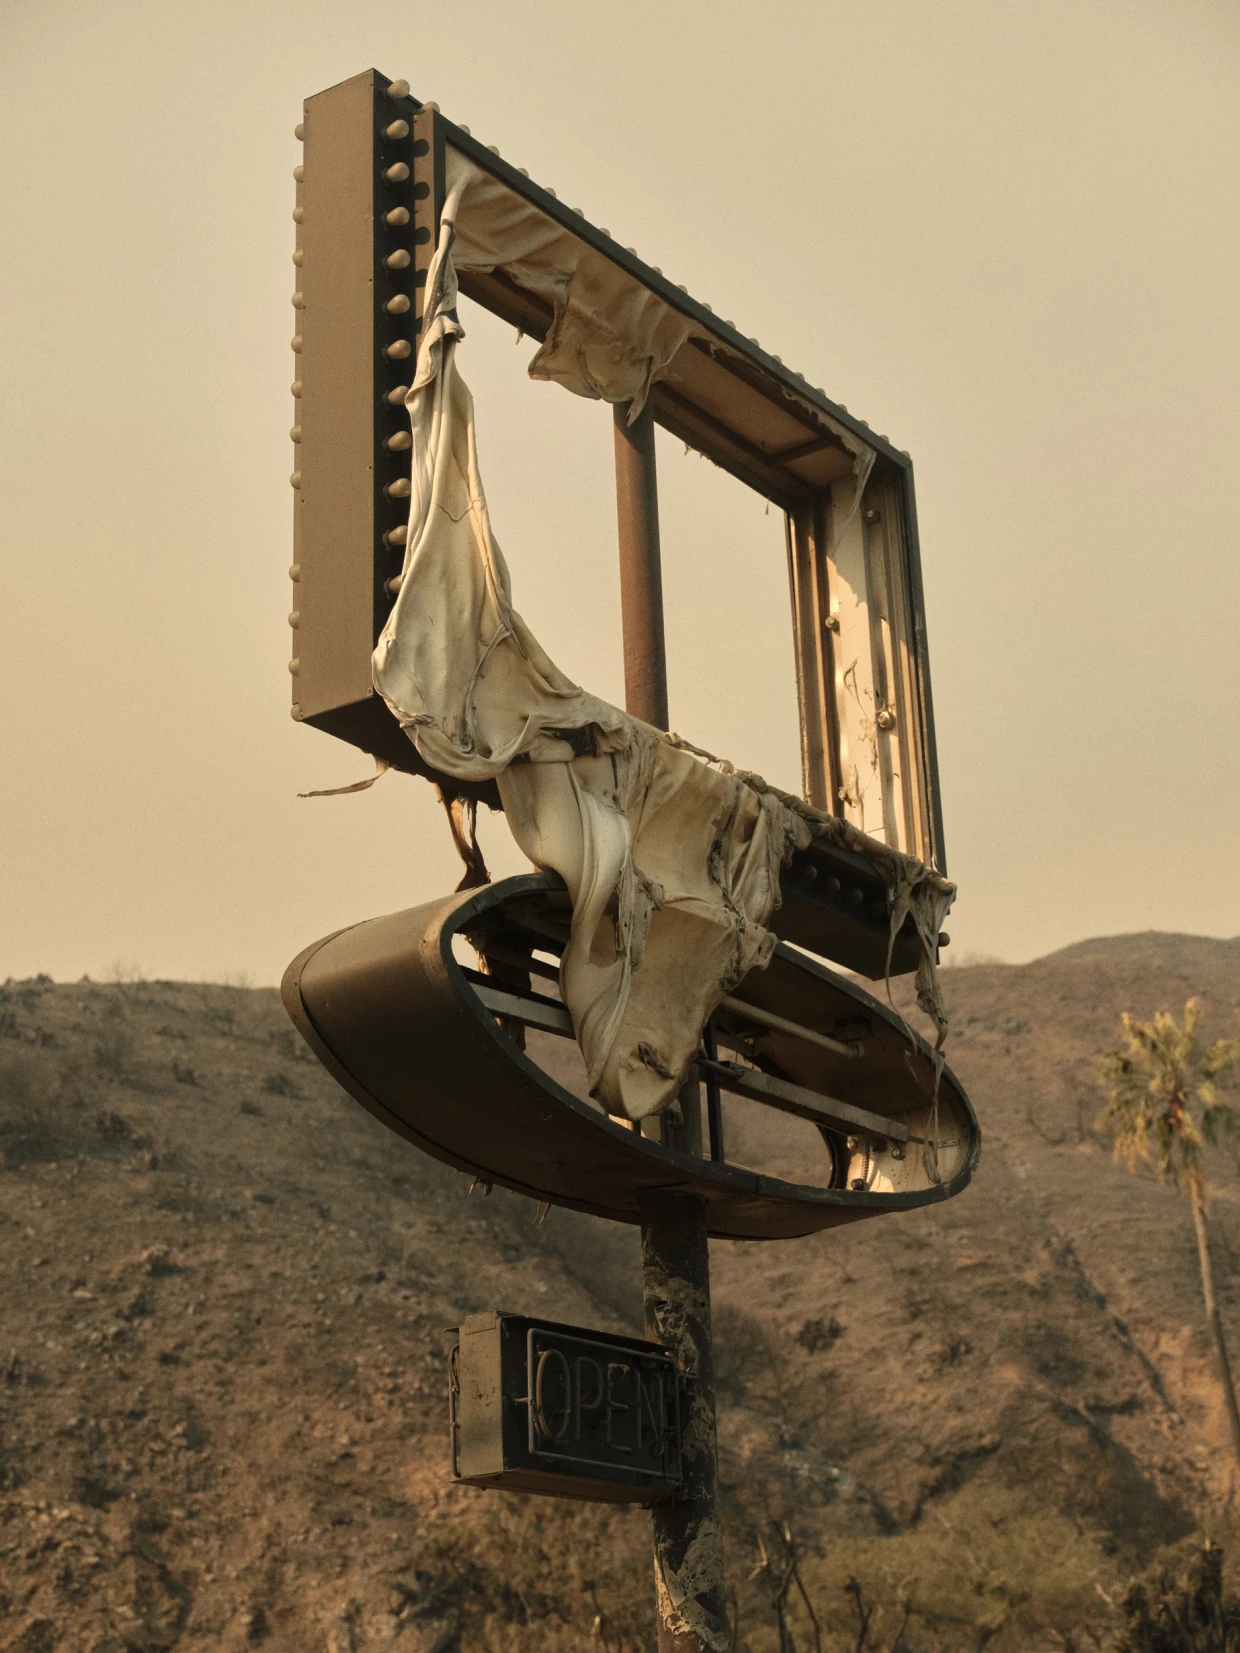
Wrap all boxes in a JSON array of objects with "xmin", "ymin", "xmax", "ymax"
[{"xmin": 450, "ymin": 1311, "xmax": 682, "ymax": 1504}]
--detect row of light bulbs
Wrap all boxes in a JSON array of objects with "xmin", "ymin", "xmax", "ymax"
[
  {"xmin": 289, "ymin": 87, "xmax": 417, "ymax": 656},
  {"xmin": 289, "ymin": 111, "xmax": 310, "ymax": 667},
  {"xmin": 373, "ymin": 97, "xmax": 425, "ymax": 599}
]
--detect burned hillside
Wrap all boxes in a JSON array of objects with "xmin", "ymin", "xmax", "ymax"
[{"xmin": 2, "ymin": 931, "xmax": 1239, "ymax": 1650}]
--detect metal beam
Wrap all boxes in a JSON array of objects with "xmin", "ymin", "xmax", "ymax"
[
  {"xmin": 701, "ymin": 1058, "xmax": 914, "ymax": 1144},
  {"xmin": 614, "ymin": 400, "xmax": 669, "ymax": 731}
]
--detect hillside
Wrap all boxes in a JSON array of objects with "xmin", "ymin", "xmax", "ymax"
[{"xmin": 1, "ymin": 930, "xmax": 1238, "ymax": 1651}]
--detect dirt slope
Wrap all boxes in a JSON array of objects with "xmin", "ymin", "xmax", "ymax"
[{"xmin": 1, "ymin": 930, "xmax": 1238, "ymax": 1651}]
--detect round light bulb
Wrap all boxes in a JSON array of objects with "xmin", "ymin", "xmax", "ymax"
[
  {"xmin": 385, "ymin": 294, "xmax": 411, "ymax": 315},
  {"xmin": 384, "ymin": 207, "xmax": 410, "ymax": 228},
  {"xmin": 385, "ymin": 79, "xmax": 410, "ymax": 100},
  {"xmin": 386, "ymin": 431, "xmax": 413, "ymax": 452},
  {"xmin": 384, "ymin": 339, "xmax": 412, "ymax": 360},
  {"xmin": 385, "ymin": 249, "xmax": 411, "ymax": 270},
  {"xmin": 384, "ymin": 162, "xmax": 410, "ymax": 184},
  {"xmin": 385, "ymin": 119, "xmax": 410, "ymax": 141}
]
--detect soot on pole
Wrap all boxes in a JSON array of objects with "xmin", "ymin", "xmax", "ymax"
[{"xmin": 613, "ymin": 397, "xmax": 729, "ymax": 1653}]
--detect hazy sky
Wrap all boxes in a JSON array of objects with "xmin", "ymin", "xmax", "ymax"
[{"xmin": 2, "ymin": 0, "xmax": 1237, "ymax": 984}]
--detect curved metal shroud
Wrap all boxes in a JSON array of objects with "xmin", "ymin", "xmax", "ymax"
[{"xmin": 281, "ymin": 873, "xmax": 979, "ymax": 1241}]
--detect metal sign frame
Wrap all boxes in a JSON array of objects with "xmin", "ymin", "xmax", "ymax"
[{"xmin": 290, "ymin": 68, "xmax": 947, "ymax": 870}]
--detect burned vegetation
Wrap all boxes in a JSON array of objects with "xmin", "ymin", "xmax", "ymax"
[{"xmin": 1, "ymin": 934, "xmax": 1239, "ymax": 1649}]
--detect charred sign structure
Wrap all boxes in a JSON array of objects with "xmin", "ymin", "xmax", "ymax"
[{"xmin": 282, "ymin": 68, "xmax": 980, "ymax": 1653}]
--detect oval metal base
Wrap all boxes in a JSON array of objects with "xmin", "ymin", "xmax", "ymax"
[{"xmin": 281, "ymin": 873, "xmax": 979, "ymax": 1241}]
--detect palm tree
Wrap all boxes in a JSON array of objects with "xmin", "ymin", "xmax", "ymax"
[{"xmin": 1098, "ymin": 1000, "xmax": 1240, "ymax": 1464}]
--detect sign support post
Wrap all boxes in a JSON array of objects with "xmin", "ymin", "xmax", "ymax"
[
  {"xmin": 615, "ymin": 401, "xmax": 728, "ymax": 1652},
  {"xmin": 640, "ymin": 1191, "xmax": 727, "ymax": 1652}
]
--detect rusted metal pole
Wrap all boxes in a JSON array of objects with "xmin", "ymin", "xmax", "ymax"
[
  {"xmin": 641, "ymin": 1193, "xmax": 727, "ymax": 1651},
  {"xmin": 613, "ymin": 400, "xmax": 669, "ymax": 731},
  {"xmin": 614, "ymin": 397, "xmax": 728, "ymax": 1652}
]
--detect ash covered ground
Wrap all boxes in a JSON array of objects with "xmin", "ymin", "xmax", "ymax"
[{"xmin": 2, "ymin": 932, "xmax": 1239, "ymax": 1650}]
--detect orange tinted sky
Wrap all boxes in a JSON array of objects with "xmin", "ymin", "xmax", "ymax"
[{"xmin": 1, "ymin": 0, "xmax": 1237, "ymax": 982}]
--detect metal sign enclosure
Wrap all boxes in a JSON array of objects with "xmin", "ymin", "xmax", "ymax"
[
  {"xmin": 451, "ymin": 1311, "xmax": 682, "ymax": 1504},
  {"xmin": 281, "ymin": 873, "xmax": 980, "ymax": 1239},
  {"xmin": 290, "ymin": 68, "xmax": 947, "ymax": 870}
]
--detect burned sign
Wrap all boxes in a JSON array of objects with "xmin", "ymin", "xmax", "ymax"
[
  {"xmin": 289, "ymin": 72, "xmax": 944, "ymax": 872},
  {"xmin": 282, "ymin": 65, "xmax": 981, "ymax": 1653},
  {"xmin": 451, "ymin": 1312, "xmax": 682, "ymax": 1504},
  {"xmin": 284, "ymin": 69, "xmax": 977, "ymax": 1161}
]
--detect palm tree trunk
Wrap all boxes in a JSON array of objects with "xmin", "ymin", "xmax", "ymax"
[{"xmin": 1190, "ymin": 1190, "xmax": 1240, "ymax": 1466}]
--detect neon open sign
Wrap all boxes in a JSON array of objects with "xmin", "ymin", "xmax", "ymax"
[{"xmin": 451, "ymin": 1312, "xmax": 682, "ymax": 1504}]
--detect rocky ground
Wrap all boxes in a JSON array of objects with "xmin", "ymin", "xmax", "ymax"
[{"xmin": 1, "ymin": 930, "xmax": 1238, "ymax": 1651}]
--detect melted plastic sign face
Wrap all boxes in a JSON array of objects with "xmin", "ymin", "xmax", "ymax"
[{"xmin": 452, "ymin": 1311, "xmax": 682, "ymax": 1503}]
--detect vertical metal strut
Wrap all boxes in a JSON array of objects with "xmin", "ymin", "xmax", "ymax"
[
  {"xmin": 613, "ymin": 400, "xmax": 669, "ymax": 732},
  {"xmin": 614, "ymin": 397, "xmax": 728, "ymax": 1653}
]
